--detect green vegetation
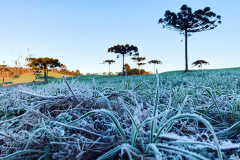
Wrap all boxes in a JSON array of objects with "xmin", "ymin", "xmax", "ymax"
[
  {"xmin": 131, "ymin": 57, "xmax": 146, "ymax": 74},
  {"xmin": 124, "ymin": 63, "xmax": 150, "ymax": 75},
  {"xmin": 0, "ymin": 68, "xmax": 240, "ymax": 159},
  {"xmin": 108, "ymin": 44, "xmax": 139, "ymax": 75},
  {"xmin": 26, "ymin": 57, "xmax": 62, "ymax": 83}
]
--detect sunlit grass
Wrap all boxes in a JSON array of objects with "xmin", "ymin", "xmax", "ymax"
[{"xmin": 0, "ymin": 72, "xmax": 74, "ymax": 85}]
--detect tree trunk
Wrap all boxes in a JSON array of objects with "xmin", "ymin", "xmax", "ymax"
[
  {"xmin": 44, "ymin": 64, "xmax": 48, "ymax": 83},
  {"xmin": 47, "ymin": 65, "xmax": 48, "ymax": 83},
  {"xmin": 44, "ymin": 64, "xmax": 46, "ymax": 83},
  {"xmin": 122, "ymin": 54, "xmax": 125, "ymax": 76},
  {"xmin": 185, "ymin": 29, "xmax": 189, "ymax": 72},
  {"xmin": 138, "ymin": 65, "xmax": 140, "ymax": 75}
]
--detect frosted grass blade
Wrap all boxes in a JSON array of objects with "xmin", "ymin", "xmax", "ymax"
[
  {"xmin": 119, "ymin": 98, "xmax": 145, "ymax": 151},
  {"xmin": 216, "ymin": 121, "xmax": 240, "ymax": 139},
  {"xmin": 151, "ymin": 69, "xmax": 159, "ymax": 143},
  {"xmin": 147, "ymin": 144, "xmax": 163, "ymax": 160},
  {"xmin": 153, "ymin": 113, "xmax": 222, "ymax": 160},
  {"xmin": 97, "ymin": 144, "xmax": 141, "ymax": 160},
  {"xmin": 68, "ymin": 109, "xmax": 127, "ymax": 143},
  {"xmin": 2, "ymin": 149, "xmax": 47, "ymax": 160},
  {"xmin": 151, "ymin": 143, "xmax": 208, "ymax": 160}
]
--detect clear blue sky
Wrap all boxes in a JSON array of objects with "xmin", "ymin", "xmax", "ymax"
[{"xmin": 0, "ymin": 0, "xmax": 239, "ymax": 74}]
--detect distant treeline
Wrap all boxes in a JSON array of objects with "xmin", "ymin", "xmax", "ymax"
[
  {"xmin": 88, "ymin": 63, "xmax": 151, "ymax": 76},
  {"xmin": 51, "ymin": 68, "xmax": 82, "ymax": 76},
  {"xmin": 0, "ymin": 67, "xmax": 32, "ymax": 78},
  {"xmin": 124, "ymin": 63, "xmax": 151, "ymax": 75}
]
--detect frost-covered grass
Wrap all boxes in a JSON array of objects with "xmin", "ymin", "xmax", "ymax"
[{"xmin": 0, "ymin": 69, "xmax": 240, "ymax": 159}]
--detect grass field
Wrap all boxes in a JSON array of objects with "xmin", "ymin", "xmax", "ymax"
[
  {"xmin": 0, "ymin": 68, "xmax": 240, "ymax": 159},
  {"xmin": 0, "ymin": 72, "xmax": 75, "ymax": 86},
  {"xmin": 2, "ymin": 67, "xmax": 240, "ymax": 86}
]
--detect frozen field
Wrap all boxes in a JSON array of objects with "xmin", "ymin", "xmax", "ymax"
[{"xmin": 0, "ymin": 69, "xmax": 240, "ymax": 159}]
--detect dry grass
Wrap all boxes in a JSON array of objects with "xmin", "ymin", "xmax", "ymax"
[{"xmin": 0, "ymin": 72, "xmax": 74, "ymax": 86}]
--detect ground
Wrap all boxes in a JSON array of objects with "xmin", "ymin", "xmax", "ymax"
[
  {"xmin": 0, "ymin": 72, "xmax": 74, "ymax": 87},
  {"xmin": 0, "ymin": 68, "xmax": 240, "ymax": 159}
]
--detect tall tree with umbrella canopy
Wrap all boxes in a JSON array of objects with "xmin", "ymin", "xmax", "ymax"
[
  {"xmin": 131, "ymin": 57, "xmax": 146, "ymax": 74},
  {"xmin": 158, "ymin": 4, "xmax": 221, "ymax": 72},
  {"xmin": 192, "ymin": 60, "xmax": 209, "ymax": 69},
  {"xmin": 26, "ymin": 57, "xmax": 62, "ymax": 83},
  {"xmin": 148, "ymin": 60, "xmax": 162, "ymax": 74},
  {"xmin": 108, "ymin": 44, "xmax": 139, "ymax": 76},
  {"xmin": 102, "ymin": 60, "xmax": 115, "ymax": 73}
]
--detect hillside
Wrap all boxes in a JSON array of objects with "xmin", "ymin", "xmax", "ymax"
[{"xmin": 0, "ymin": 72, "xmax": 75, "ymax": 87}]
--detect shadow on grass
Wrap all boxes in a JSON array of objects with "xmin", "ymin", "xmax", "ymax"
[
  {"xmin": 0, "ymin": 81, "xmax": 13, "ymax": 85},
  {"xmin": 4, "ymin": 82, "xmax": 13, "ymax": 84},
  {"xmin": 35, "ymin": 73, "xmax": 44, "ymax": 81},
  {"xmin": 34, "ymin": 73, "xmax": 63, "ymax": 83}
]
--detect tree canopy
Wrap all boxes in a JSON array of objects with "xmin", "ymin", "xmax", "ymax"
[
  {"xmin": 27, "ymin": 57, "xmax": 61, "ymax": 68},
  {"xmin": 159, "ymin": 5, "xmax": 221, "ymax": 34},
  {"xmin": 108, "ymin": 44, "xmax": 138, "ymax": 56},
  {"xmin": 102, "ymin": 60, "xmax": 115, "ymax": 64},
  {"xmin": 131, "ymin": 57, "xmax": 146, "ymax": 62},
  {"xmin": 192, "ymin": 60, "xmax": 209, "ymax": 68},
  {"xmin": 76, "ymin": 69, "xmax": 81, "ymax": 76},
  {"xmin": 148, "ymin": 60, "xmax": 162, "ymax": 74},
  {"xmin": 148, "ymin": 60, "xmax": 162, "ymax": 65},
  {"xmin": 26, "ymin": 57, "xmax": 62, "ymax": 83},
  {"xmin": 108, "ymin": 44, "xmax": 139, "ymax": 75},
  {"xmin": 137, "ymin": 62, "xmax": 146, "ymax": 67},
  {"xmin": 131, "ymin": 57, "xmax": 146, "ymax": 74},
  {"xmin": 124, "ymin": 63, "xmax": 131, "ymax": 72},
  {"xmin": 158, "ymin": 4, "xmax": 221, "ymax": 72}
]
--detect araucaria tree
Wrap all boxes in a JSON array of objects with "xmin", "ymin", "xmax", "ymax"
[
  {"xmin": 102, "ymin": 60, "xmax": 115, "ymax": 73},
  {"xmin": 131, "ymin": 57, "xmax": 146, "ymax": 74},
  {"xmin": 137, "ymin": 63, "xmax": 146, "ymax": 74},
  {"xmin": 148, "ymin": 60, "xmax": 162, "ymax": 74},
  {"xmin": 159, "ymin": 5, "xmax": 221, "ymax": 72},
  {"xmin": 26, "ymin": 57, "xmax": 62, "ymax": 83},
  {"xmin": 192, "ymin": 60, "xmax": 209, "ymax": 68},
  {"xmin": 108, "ymin": 44, "xmax": 139, "ymax": 76}
]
